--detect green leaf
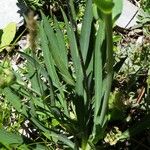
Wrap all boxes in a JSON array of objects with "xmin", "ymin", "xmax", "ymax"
[
  {"xmin": 39, "ymin": 21, "xmax": 69, "ymax": 115},
  {"xmin": 3, "ymin": 87, "xmax": 28, "ymax": 116},
  {"xmin": 38, "ymin": 22, "xmax": 60, "ymax": 88},
  {"xmin": 41, "ymin": 13, "xmax": 74, "ymax": 86},
  {"xmin": 24, "ymin": 48, "xmax": 48, "ymax": 97},
  {"xmin": 0, "ymin": 22, "xmax": 16, "ymax": 51},
  {"xmin": 112, "ymin": 0, "xmax": 123, "ymax": 22},
  {"xmin": 27, "ymin": 57, "xmax": 43, "ymax": 95},
  {"xmin": 30, "ymin": 117, "xmax": 75, "ymax": 149},
  {"xmin": 33, "ymin": 144, "xmax": 49, "ymax": 150},
  {"xmin": 85, "ymin": 22, "xmax": 96, "ymax": 75},
  {"xmin": 94, "ymin": 20, "xmax": 105, "ymax": 118},
  {"xmin": 94, "ymin": 0, "xmax": 114, "ymax": 14},
  {"xmin": 92, "ymin": 20, "xmax": 105, "ymax": 142},
  {"xmin": 18, "ymin": 50, "xmax": 49, "ymax": 80},
  {"xmin": 43, "ymin": 132, "xmax": 75, "ymax": 149},
  {"xmin": 61, "ymin": 9, "xmax": 84, "ymax": 96},
  {"xmin": 113, "ymin": 57, "xmax": 127, "ymax": 73},
  {"xmin": 80, "ymin": 0, "xmax": 93, "ymax": 63},
  {"xmin": 3, "ymin": 87, "xmax": 22, "ymax": 112},
  {"xmin": 54, "ymin": 17, "xmax": 68, "ymax": 68},
  {"xmin": 0, "ymin": 128, "xmax": 23, "ymax": 149}
]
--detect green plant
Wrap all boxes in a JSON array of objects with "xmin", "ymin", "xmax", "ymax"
[
  {"xmin": 0, "ymin": 0, "xmax": 124, "ymax": 149},
  {"xmin": 0, "ymin": 22, "xmax": 16, "ymax": 52},
  {"xmin": 141, "ymin": 0, "xmax": 150, "ymax": 13}
]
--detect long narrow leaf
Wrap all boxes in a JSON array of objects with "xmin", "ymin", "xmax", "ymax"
[
  {"xmin": 39, "ymin": 21, "xmax": 69, "ymax": 115},
  {"xmin": 30, "ymin": 117, "xmax": 74, "ymax": 149},
  {"xmin": 61, "ymin": 9, "xmax": 84, "ymax": 96},
  {"xmin": 18, "ymin": 50, "xmax": 50, "ymax": 80},
  {"xmin": 27, "ymin": 55, "xmax": 43, "ymax": 95},
  {"xmin": 38, "ymin": 22, "xmax": 59, "ymax": 88},
  {"xmin": 92, "ymin": 20, "xmax": 105, "ymax": 142},
  {"xmin": 41, "ymin": 13, "xmax": 74, "ymax": 86},
  {"xmin": 54, "ymin": 17, "xmax": 68, "ymax": 68},
  {"xmin": 80, "ymin": 0, "xmax": 93, "ymax": 63},
  {"xmin": 94, "ymin": 20, "xmax": 105, "ymax": 118}
]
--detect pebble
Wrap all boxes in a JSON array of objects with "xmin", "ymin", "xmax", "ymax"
[
  {"xmin": 0, "ymin": 0, "xmax": 27, "ymax": 29},
  {"xmin": 116, "ymin": 0, "xmax": 139, "ymax": 29}
]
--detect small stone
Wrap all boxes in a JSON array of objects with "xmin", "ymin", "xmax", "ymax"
[
  {"xmin": 0, "ymin": 0, "xmax": 27, "ymax": 29},
  {"xmin": 136, "ymin": 36, "xmax": 144, "ymax": 45},
  {"xmin": 116, "ymin": 0, "xmax": 139, "ymax": 29}
]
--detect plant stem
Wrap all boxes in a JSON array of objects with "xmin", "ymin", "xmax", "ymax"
[
  {"xmin": 81, "ymin": 138, "xmax": 88, "ymax": 150},
  {"xmin": 100, "ymin": 13, "xmax": 114, "ymax": 125},
  {"xmin": 81, "ymin": 138, "xmax": 92, "ymax": 150}
]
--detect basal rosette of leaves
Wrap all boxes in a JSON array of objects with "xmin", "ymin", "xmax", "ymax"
[{"xmin": 0, "ymin": 0, "xmax": 126, "ymax": 149}]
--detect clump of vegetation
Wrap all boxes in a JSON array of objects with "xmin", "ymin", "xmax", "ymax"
[{"xmin": 0, "ymin": 0, "xmax": 150, "ymax": 149}]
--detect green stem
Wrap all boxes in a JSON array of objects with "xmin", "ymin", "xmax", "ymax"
[
  {"xmin": 81, "ymin": 138, "xmax": 88, "ymax": 150},
  {"xmin": 81, "ymin": 138, "xmax": 92, "ymax": 150},
  {"xmin": 100, "ymin": 13, "xmax": 114, "ymax": 125}
]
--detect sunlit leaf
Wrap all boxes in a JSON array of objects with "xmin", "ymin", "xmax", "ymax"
[{"xmin": 0, "ymin": 22, "xmax": 16, "ymax": 51}]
